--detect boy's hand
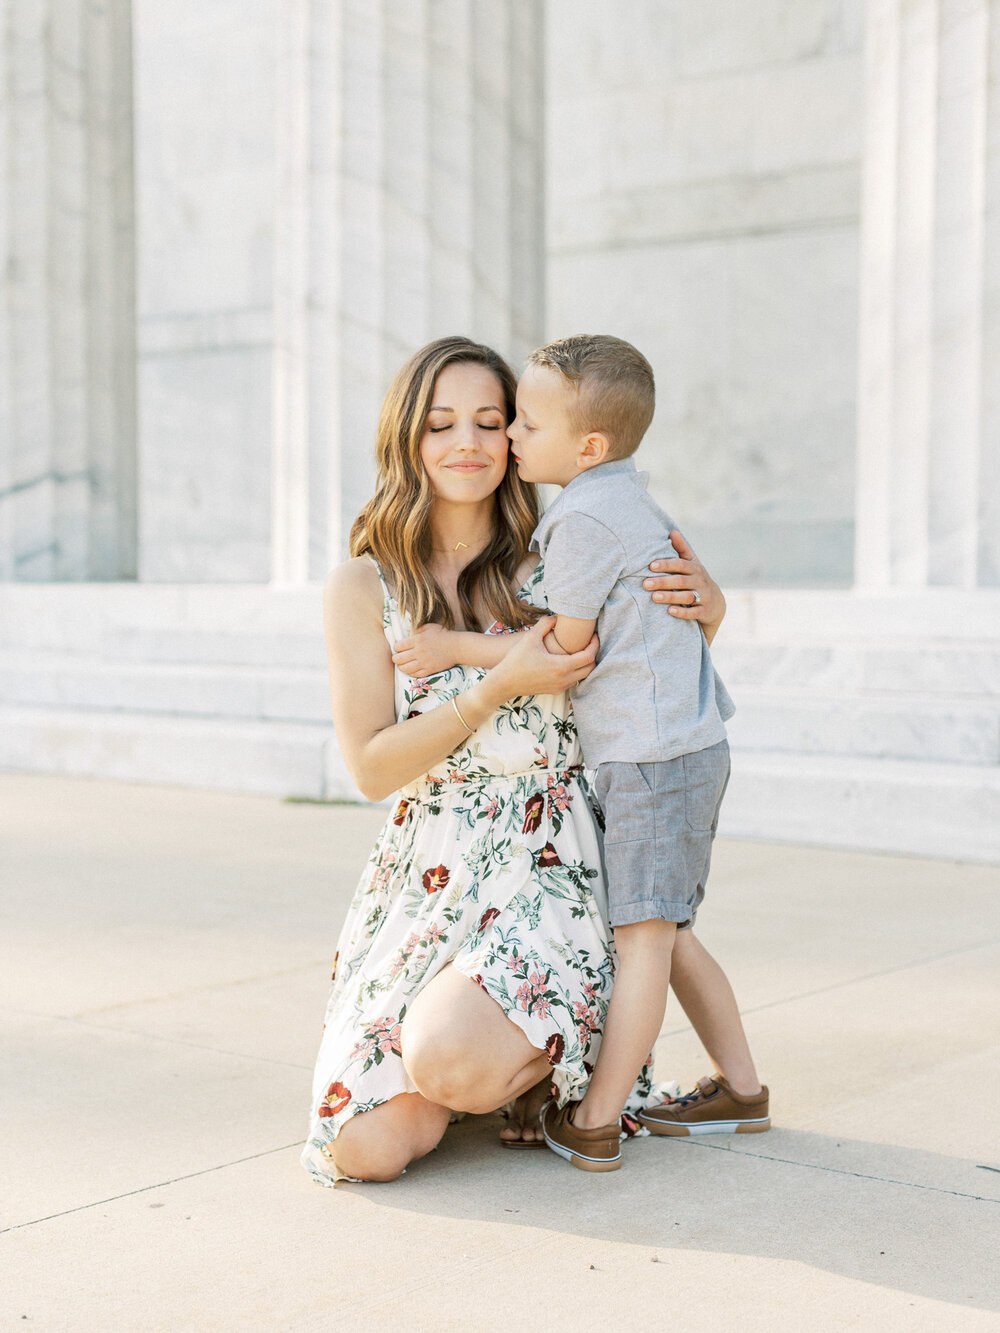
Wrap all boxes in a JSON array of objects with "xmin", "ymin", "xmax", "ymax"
[
  {"xmin": 644, "ymin": 528, "xmax": 726, "ymax": 641},
  {"xmin": 392, "ymin": 624, "xmax": 458, "ymax": 677}
]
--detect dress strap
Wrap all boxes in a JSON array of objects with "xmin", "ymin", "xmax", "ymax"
[
  {"xmin": 369, "ymin": 556, "xmax": 396, "ymax": 609},
  {"xmin": 369, "ymin": 556, "xmax": 410, "ymax": 647}
]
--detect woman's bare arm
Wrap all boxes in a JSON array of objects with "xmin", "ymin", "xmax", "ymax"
[{"xmin": 326, "ymin": 560, "xmax": 597, "ymax": 802}]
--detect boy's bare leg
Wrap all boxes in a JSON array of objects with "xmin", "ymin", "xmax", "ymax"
[
  {"xmin": 572, "ymin": 919, "xmax": 676, "ymax": 1130},
  {"xmin": 668, "ymin": 929, "xmax": 761, "ymax": 1095}
]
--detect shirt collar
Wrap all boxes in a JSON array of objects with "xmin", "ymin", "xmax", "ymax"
[{"xmin": 562, "ymin": 456, "xmax": 640, "ymax": 492}]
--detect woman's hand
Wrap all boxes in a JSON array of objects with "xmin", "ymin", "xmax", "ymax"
[
  {"xmin": 392, "ymin": 624, "xmax": 457, "ymax": 678},
  {"xmin": 643, "ymin": 529, "xmax": 726, "ymax": 643},
  {"xmin": 478, "ymin": 617, "xmax": 597, "ymax": 707}
]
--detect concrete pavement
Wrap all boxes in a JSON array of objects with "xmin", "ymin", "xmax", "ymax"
[{"xmin": 2, "ymin": 774, "xmax": 999, "ymax": 1331}]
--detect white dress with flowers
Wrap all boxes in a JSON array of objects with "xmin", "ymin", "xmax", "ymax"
[{"xmin": 302, "ymin": 560, "xmax": 671, "ymax": 1184}]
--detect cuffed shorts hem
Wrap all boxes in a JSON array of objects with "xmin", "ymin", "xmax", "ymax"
[{"xmin": 608, "ymin": 900, "xmax": 697, "ymax": 930}]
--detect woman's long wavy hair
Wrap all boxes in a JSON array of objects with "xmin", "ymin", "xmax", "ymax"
[{"xmin": 350, "ymin": 336, "xmax": 541, "ymax": 632}]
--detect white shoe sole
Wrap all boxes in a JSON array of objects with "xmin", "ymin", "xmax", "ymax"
[
  {"xmin": 641, "ymin": 1115, "xmax": 771, "ymax": 1137},
  {"xmin": 541, "ymin": 1108, "xmax": 622, "ymax": 1171}
]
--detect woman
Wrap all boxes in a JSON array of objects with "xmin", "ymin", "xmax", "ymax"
[{"xmin": 302, "ymin": 337, "xmax": 724, "ymax": 1184}]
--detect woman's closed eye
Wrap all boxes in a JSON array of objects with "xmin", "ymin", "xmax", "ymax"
[{"xmin": 428, "ymin": 421, "xmax": 503, "ymax": 433}]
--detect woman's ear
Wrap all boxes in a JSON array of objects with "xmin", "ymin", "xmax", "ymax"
[{"xmin": 577, "ymin": 432, "xmax": 611, "ymax": 470}]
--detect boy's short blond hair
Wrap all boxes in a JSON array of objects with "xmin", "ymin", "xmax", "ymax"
[{"xmin": 526, "ymin": 334, "xmax": 655, "ymax": 458}]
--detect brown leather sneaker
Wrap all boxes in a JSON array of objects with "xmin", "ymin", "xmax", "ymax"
[
  {"xmin": 541, "ymin": 1100, "xmax": 622, "ymax": 1171},
  {"xmin": 639, "ymin": 1074, "xmax": 770, "ymax": 1136}
]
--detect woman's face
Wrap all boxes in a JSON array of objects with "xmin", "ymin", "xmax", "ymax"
[{"xmin": 419, "ymin": 362, "xmax": 510, "ymax": 504}]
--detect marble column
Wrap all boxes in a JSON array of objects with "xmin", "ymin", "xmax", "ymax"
[
  {"xmin": 855, "ymin": 0, "xmax": 1000, "ymax": 588},
  {"xmin": 271, "ymin": 0, "xmax": 545, "ymax": 582},
  {"xmin": 0, "ymin": 0, "xmax": 137, "ymax": 582}
]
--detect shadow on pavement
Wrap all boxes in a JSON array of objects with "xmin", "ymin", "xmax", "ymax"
[{"xmin": 337, "ymin": 1112, "xmax": 1000, "ymax": 1314}]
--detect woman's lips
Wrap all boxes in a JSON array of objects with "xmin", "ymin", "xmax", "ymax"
[{"xmin": 445, "ymin": 462, "xmax": 488, "ymax": 471}]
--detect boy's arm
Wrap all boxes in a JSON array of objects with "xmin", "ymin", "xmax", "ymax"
[
  {"xmin": 540, "ymin": 512, "xmax": 624, "ymax": 656},
  {"xmin": 392, "ymin": 624, "xmax": 518, "ymax": 677},
  {"xmin": 548, "ymin": 615, "xmax": 598, "ymax": 655}
]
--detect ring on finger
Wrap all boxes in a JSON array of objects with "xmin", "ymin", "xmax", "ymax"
[{"xmin": 690, "ymin": 589, "xmax": 702, "ymax": 606}]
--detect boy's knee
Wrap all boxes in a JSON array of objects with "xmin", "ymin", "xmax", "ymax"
[
  {"xmin": 671, "ymin": 924, "xmax": 696, "ymax": 952},
  {"xmin": 613, "ymin": 917, "xmax": 678, "ymax": 963}
]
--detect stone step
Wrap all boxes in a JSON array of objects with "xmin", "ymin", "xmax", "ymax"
[
  {"xmin": 722, "ymin": 587, "xmax": 1000, "ymax": 642},
  {"xmin": 0, "ymin": 705, "xmax": 356, "ymax": 801},
  {"xmin": 0, "ymin": 583, "xmax": 322, "ymax": 651},
  {"xmin": 860, "ymin": 644, "xmax": 1000, "ymax": 696},
  {"xmin": 3, "ymin": 652, "xmax": 995, "ymax": 766},
  {"xmin": 8, "ymin": 628, "xmax": 999, "ymax": 690},
  {"xmin": 7, "ymin": 584, "xmax": 1000, "ymax": 686},
  {"xmin": 0, "ymin": 652, "xmax": 330, "ymax": 723},
  {"xmin": 3, "ymin": 704, "xmax": 996, "ymax": 862},
  {"xmin": 711, "ymin": 640, "xmax": 1000, "ymax": 696},
  {"xmin": 727, "ymin": 690, "xmax": 1000, "ymax": 765},
  {"xmin": 0, "ymin": 584, "xmax": 326, "ymax": 666},
  {"xmin": 109, "ymin": 627, "xmax": 327, "ymax": 670},
  {"xmin": 721, "ymin": 749, "xmax": 1000, "ymax": 863}
]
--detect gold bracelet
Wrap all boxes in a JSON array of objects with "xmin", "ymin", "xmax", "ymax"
[{"xmin": 451, "ymin": 694, "xmax": 475, "ymax": 734}]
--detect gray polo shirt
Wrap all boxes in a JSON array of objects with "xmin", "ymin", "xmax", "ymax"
[{"xmin": 531, "ymin": 458, "xmax": 734, "ymax": 766}]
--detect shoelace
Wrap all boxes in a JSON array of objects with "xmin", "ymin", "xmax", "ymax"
[{"xmin": 670, "ymin": 1082, "xmax": 716, "ymax": 1108}]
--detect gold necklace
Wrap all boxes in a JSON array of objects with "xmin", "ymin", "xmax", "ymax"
[{"xmin": 432, "ymin": 539, "xmax": 479, "ymax": 554}]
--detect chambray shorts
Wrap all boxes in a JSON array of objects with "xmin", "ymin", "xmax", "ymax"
[{"xmin": 593, "ymin": 740, "xmax": 731, "ymax": 930}]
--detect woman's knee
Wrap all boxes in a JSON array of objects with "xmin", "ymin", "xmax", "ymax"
[
  {"xmin": 403, "ymin": 1028, "xmax": 476, "ymax": 1110},
  {"xmin": 330, "ymin": 1097, "xmax": 445, "ymax": 1182},
  {"xmin": 330, "ymin": 1138, "xmax": 410, "ymax": 1182},
  {"xmin": 402, "ymin": 971, "xmax": 551, "ymax": 1112},
  {"xmin": 403, "ymin": 1031, "xmax": 540, "ymax": 1114}
]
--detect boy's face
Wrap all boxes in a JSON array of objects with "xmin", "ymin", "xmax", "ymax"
[{"xmin": 507, "ymin": 364, "xmax": 587, "ymax": 488}]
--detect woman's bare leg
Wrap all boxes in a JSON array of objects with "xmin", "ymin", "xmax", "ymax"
[
  {"xmin": 401, "ymin": 965, "xmax": 550, "ymax": 1114},
  {"xmin": 330, "ymin": 1092, "xmax": 452, "ymax": 1182},
  {"xmin": 499, "ymin": 1073, "xmax": 552, "ymax": 1144}
]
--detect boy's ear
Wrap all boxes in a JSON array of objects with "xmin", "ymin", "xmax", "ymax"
[{"xmin": 577, "ymin": 432, "xmax": 611, "ymax": 470}]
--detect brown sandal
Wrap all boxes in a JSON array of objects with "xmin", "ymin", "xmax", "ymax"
[{"xmin": 500, "ymin": 1135, "xmax": 547, "ymax": 1149}]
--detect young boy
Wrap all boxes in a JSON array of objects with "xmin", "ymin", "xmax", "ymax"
[
  {"xmin": 394, "ymin": 335, "xmax": 768, "ymax": 1170},
  {"xmin": 508, "ymin": 334, "xmax": 768, "ymax": 1171}
]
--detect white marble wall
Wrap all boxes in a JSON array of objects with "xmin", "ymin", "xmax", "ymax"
[
  {"xmin": 133, "ymin": 1, "xmax": 281, "ymax": 583},
  {"xmin": 5, "ymin": 1, "xmax": 999, "ymax": 596},
  {"xmin": 135, "ymin": 0, "xmax": 545, "ymax": 583},
  {"xmin": 274, "ymin": 0, "xmax": 545, "ymax": 579},
  {"xmin": 0, "ymin": 0, "xmax": 136, "ymax": 581},
  {"xmin": 544, "ymin": 0, "xmax": 865, "ymax": 586},
  {"xmin": 856, "ymin": 0, "xmax": 1000, "ymax": 589}
]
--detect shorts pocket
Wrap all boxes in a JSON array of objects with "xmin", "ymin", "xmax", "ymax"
[
  {"xmin": 682, "ymin": 746, "xmax": 729, "ymax": 832},
  {"xmin": 595, "ymin": 762, "xmax": 655, "ymax": 844}
]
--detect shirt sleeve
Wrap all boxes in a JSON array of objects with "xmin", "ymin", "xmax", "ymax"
[{"xmin": 540, "ymin": 511, "xmax": 627, "ymax": 619}]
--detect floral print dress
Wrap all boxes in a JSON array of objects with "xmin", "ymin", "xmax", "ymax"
[{"xmin": 302, "ymin": 560, "xmax": 673, "ymax": 1185}]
